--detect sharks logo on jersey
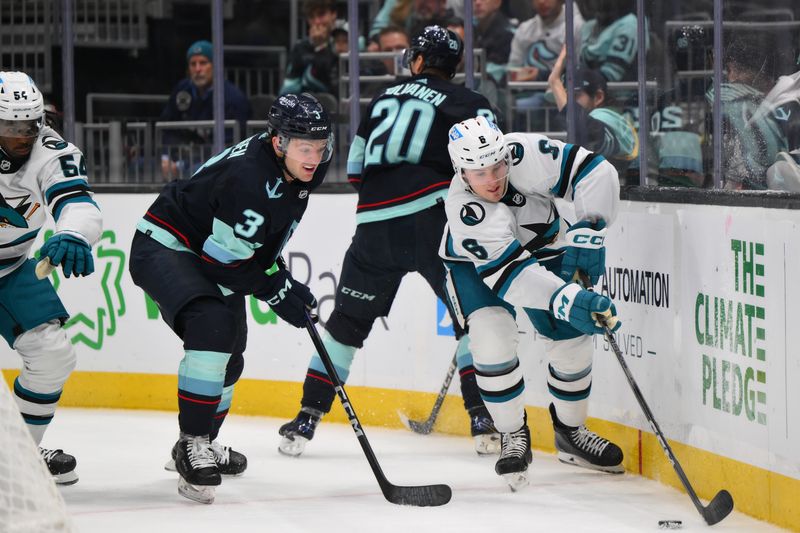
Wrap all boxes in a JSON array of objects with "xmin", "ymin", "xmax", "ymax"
[
  {"xmin": 0, "ymin": 193, "xmax": 37, "ymax": 228},
  {"xmin": 460, "ymin": 202, "xmax": 486, "ymax": 226}
]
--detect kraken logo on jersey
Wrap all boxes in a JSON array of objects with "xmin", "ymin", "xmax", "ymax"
[
  {"xmin": 526, "ymin": 42, "xmax": 558, "ymax": 71},
  {"xmin": 508, "ymin": 142, "xmax": 524, "ymax": 166},
  {"xmin": 460, "ymin": 202, "xmax": 486, "ymax": 226},
  {"xmin": 41, "ymin": 135, "xmax": 68, "ymax": 151},
  {"xmin": 0, "ymin": 160, "xmax": 9, "ymax": 171}
]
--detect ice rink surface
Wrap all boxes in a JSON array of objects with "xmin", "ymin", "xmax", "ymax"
[{"xmin": 47, "ymin": 408, "xmax": 785, "ymax": 533}]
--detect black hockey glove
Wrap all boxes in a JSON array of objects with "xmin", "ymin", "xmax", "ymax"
[{"xmin": 255, "ymin": 269, "xmax": 317, "ymax": 328}]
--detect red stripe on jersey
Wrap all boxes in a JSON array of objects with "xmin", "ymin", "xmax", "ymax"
[
  {"xmin": 145, "ymin": 211, "xmax": 191, "ymax": 248},
  {"xmin": 357, "ymin": 181, "xmax": 450, "ymax": 209}
]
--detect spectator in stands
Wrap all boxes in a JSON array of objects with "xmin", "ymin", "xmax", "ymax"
[
  {"xmin": 579, "ymin": 0, "xmax": 645, "ymax": 84},
  {"xmin": 509, "ymin": 0, "xmax": 583, "ymax": 83},
  {"xmin": 507, "ymin": 0, "xmax": 584, "ymax": 128},
  {"xmin": 369, "ymin": 0, "xmax": 453, "ymax": 48},
  {"xmin": 549, "ymin": 46, "xmax": 637, "ymax": 178},
  {"xmin": 332, "ymin": 20, "xmax": 350, "ymax": 55},
  {"xmin": 705, "ymin": 36, "xmax": 787, "ymax": 190},
  {"xmin": 160, "ymin": 39, "xmax": 251, "ymax": 180},
  {"xmin": 361, "ymin": 27, "xmax": 412, "ymax": 98},
  {"xmin": 279, "ymin": 0, "xmax": 339, "ymax": 97},
  {"xmin": 761, "ymin": 69, "xmax": 800, "ymax": 191},
  {"xmin": 474, "ymin": 0, "xmax": 515, "ymax": 84}
]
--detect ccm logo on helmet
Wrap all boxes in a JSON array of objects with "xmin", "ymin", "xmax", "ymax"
[
  {"xmin": 571, "ymin": 234, "xmax": 604, "ymax": 246},
  {"xmin": 310, "ymin": 126, "xmax": 328, "ymax": 131}
]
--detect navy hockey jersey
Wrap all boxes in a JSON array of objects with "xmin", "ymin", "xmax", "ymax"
[
  {"xmin": 137, "ymin": 133, "xmax": 328, "ymax": 294},
  {"xmin": 346, "ymin": 74, "xmax": 495, "ymax": 224}
]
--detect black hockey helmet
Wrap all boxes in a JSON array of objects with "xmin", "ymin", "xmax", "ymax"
[
  {"xmin": 403, "ymin": 25, "xmax": 463, "ymax": 79},
  {"xmin": 267, "ymin": 93, "xmax": 332, "ymax": 141}
]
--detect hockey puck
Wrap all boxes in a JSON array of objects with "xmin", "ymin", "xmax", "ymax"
[{"xmin": 658, "ymin": 520, "xmax": 683, "ymax": 529}]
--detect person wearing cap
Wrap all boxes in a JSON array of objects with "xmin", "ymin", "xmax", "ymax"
[
  {"xmin": 160, "ymin": 39, "xmax": 251, "ymax": 178},
  {"xmin": 548, "ymin": 45, "xmax": 637, "ymax": 177},
  {"xmin": 279, "ymin": 0, "xmax": 339, "ymax": 97}
]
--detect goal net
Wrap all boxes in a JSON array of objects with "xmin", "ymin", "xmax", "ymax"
[{"xmin": 0, "ymin": 375, "xmax": 73, "ymax": 532}]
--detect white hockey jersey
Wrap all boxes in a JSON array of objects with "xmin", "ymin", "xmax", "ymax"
[
  {"xmin": 0, "ymin": 126, "xmax": 102, "ymax": 277},
  {"xmin": 440, "ymin": 132, "xmax": 619, "ymax": 311},
  {"xmin": 508, "ymin": 4, "xmax": 585, "ymax": 71}
]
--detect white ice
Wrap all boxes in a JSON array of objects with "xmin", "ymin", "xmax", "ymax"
[{"xmin": 46, "ymin": 408, "xmax": 784, "ymax": 533}]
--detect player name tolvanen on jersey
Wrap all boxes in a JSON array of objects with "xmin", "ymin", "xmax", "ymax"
[
  {"xmin": 137, "ymin": 134, "xmax": 329, "ymax": 294},
  {"xmin": 0, "ymin": 126, "xmax": 101, "ymax": 277},
  {"xmin": 347, "ymin": 74, "xmax": 495, "ymax": 224},
  {"xmin": 440, "ymin": 133, "xmax": 620, "ymax": 310}
]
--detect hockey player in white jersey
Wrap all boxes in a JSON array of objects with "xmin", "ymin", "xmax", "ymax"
[
  {"xmin": 0, "ymin": 72, "xmax": 102, "ymax": 485},
  {"xmin": 440, "ymin": 116, "xmax": 623, "ymax": 490}
]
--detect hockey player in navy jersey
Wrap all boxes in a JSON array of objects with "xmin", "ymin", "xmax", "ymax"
[
  {"xmin": 279, "ymin": 25, "xmax": 502, "ymax": 458},
  {"xmin": 0, "ymin": 71, "xmax": 102, "ymax": 485},
  {"xmin": 129, "ymin": 93, "xmax": 332, "ymax": 504},
  {"xmin": 441, "ymin": 116, "xmax": 624, "ymax": 490}
]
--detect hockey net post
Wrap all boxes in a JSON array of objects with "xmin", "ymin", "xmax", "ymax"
[{"xmin": 0, "ymin": 375, "xmax": 74, "ymax": 532}]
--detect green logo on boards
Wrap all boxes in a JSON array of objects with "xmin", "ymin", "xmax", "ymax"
[
  {"xmin": 42, "ymin": 229, "xmax": 127, "ymax": 350},
  {"xmin": 695, "ymin": 240, "xmax": 767, "ymax": 425}
]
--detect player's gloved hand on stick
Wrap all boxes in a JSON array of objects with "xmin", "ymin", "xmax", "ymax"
[
  {"xmin": 255, "ymin": 268, "xmax": 317, "ymax": 328},
  {"xmin": 550, "ymin": 282, "xmax": 621, "ymax": 336},
  {"xmin": 38, "ymin": 232, "xmax": 94, "ymax": 278},
  {"xmin": 560, "ymin": 219, "xmax": 607, "ymax": 286}
]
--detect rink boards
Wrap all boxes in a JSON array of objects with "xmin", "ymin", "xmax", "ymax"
[{"xmin": 2, "ymin": 192, "xmax": 798, "ymax": 530}]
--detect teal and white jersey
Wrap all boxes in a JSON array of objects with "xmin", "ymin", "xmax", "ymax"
[
  {"xmin": 440, "ymin": 133, "xmax": 619, "ymax": 310},
  {"xmin": 580, "ymin": 13, "xmax": 647, "ymax": 82},
  {"xmin": 509, "ymin": 4, "xmax": 584, "ymax": 71},
  {"xmin": 706, "ymin": 82, "xmax": 788, "ymax": 189},
  {"xmin": 0, "ymin": 126, "xmax": 101, "ymax": 277}
]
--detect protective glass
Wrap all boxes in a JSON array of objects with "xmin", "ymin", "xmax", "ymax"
[
  {"xmin": 0, "ymin": 118, "xmax": 43, "ymax": 138},
  {"xmin": 280, "ymin": 133, "xmax": 334, "ymax": 165}
]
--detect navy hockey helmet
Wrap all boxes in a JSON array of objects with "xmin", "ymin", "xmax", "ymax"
[
  {"xmin": 403, "ymin": 25, "xmax": 463, "ymax": 79},
  {"xmin": 267, "ymin": 93, "xmax": 332, "ymax": 141}
]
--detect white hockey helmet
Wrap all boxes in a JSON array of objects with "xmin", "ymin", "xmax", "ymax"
[
  {"xmin": 447, "ymin": 116, "xmax": 510, "ymax": 198},
  {"xmin": 0, "ymin": 72, "xmax": 45, "ymax": 138}
]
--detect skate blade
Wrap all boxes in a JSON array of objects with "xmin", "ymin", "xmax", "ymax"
[
  {"xmin": 557, "ymin": 452, "xmax": 624, "ymax": 474},
  {"xmin": 166, "ymin": 458, "xmax": 244, "ymax": 477},
  {"xmin": 53, "ymin": 471, "xmax": 79, "ymax": 485},
  {"xmin": 474, "ymin": 433, "xmax": 501, "ymax": 455},
  {"xmin": 178, "ymin": 477, "xmax": 215, "ymax": 504},
  {"xmin": 278, "ymin": 435, "xmax": 309, "ymax": 457},
  {"xmin": 502, "ymin": 471, "xmax": 529, "ymax": 492}
]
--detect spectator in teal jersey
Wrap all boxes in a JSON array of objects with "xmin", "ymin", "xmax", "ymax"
[
  {"xmin": 549, "ymin": 46, "xmax": 637, "ymax": 179},
  {"xmin": 579, "ymin": 0, "xmax": 646, "ymax": 84},
  {"xmin": 705, "ymin": 36, "xmax": 787, "ymax": 190}
]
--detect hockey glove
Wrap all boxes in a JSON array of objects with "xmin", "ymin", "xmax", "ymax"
[
  {"xmin": 255, "ymin": 268, "xmax": 317, "ymax": 328},
  {"xmin": 39, "ymin": 232, "xmax": 94, "ymax": 278},
  {"xmin": 560, "ymin": 219, "xmax": 607, "ymax": 286},
  {"xmin": 550, "ymin": 282, "xmax": 621, "ymax": 336}
]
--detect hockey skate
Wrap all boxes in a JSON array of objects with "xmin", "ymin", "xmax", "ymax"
[
  {"xmin": 549, "ymin": 403, "xmax": 624, "ymax": 474},
  {"xmin": 495, "ymin": 422, "xmax": 532, "ymax": 491},
  {"xmin": 468, "ymin": 406, "xmax": 501, "ymax": 455},
  {"xmin": 165, "ymin": 436, "xmax": 247, "ymax": 476},
  {"xmin": 278, "ymin": 407, "xmax": 323, "ymax": 457},
  {"xmin": 174, "ymin": 434, "xmax": 221, "ymax": 504},
  {"xmin": 39, "ymin": 447, "xmax": 78, "ymax": 485}
]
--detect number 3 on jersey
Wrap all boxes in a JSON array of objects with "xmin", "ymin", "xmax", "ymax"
[
  {"xmin": 235, "ymin": 209, "xmax": 264, "ymax": 238},
  {"xmin": 364, "ymin": 99, "xmax": 435, "ymax": 167}
]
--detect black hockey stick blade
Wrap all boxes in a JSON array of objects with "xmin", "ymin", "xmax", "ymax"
[
  {"xmin": 381, "ymin": 480, "xmax": 452, "ymax": 507},
  {"xmin": 396, "ymin": 410, "xmax": 435, "ymax": 435},
  {"xmin": 701, "ymin": 489, "xmax": 734, "ymax": 526}
]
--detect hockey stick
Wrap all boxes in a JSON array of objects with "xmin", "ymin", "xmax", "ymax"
[
  {"xmin": 304, "ymin": 311, "xmax": 452, "ymax": 507},
  {"xmin": 578, "ymin": 273, "xmax": 733, "ymax": 525},
  {"xmin": 397, "ymin": 351, "xmax": 457, "ymax": 434}
]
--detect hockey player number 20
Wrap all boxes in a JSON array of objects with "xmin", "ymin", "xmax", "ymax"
[{"xmin": 364, "ymin": 99, "xmax": 434, "ymax": 167}]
